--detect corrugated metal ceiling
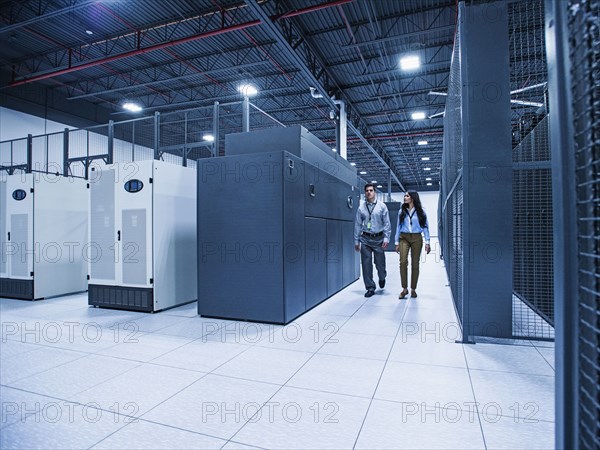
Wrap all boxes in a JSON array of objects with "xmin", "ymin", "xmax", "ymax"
[{"xmin": 0, "ymin": 0, "xmax": 547, "ymax": 192}]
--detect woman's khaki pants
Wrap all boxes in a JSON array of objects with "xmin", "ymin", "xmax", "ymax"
[{"xmin": 399, "ymin": 232, "xmax": 423, "ymax": 289}]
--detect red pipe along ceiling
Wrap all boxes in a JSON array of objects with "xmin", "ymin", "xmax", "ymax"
[{"xmin": 10, "ymin": 0, "xmax": 353, "ymax": 87}]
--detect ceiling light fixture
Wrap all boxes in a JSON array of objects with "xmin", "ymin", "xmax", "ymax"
[
  {"xmin": 350, "ymin": 162, "xmax": 356, "ymax": 166},
  {"xmin": 423, "ymin": 167, "xmax": 431, "ymax": 171},
  {"xmin": 377, "ymin": 185, "xmax": 383, "ymax": 188},
  {"xmin": 400, "ymin": 55, "xmax": 420, "ymax": 71},
  {"xmin": 411, "ymin": 111, "xmax": 426, "ymax": 120},
  {"xmin": 421, "ymin": 157, "xmax": 430, "ymax": 161},
  {"xmin": 426, "ymin": 177, "xmax": 432, "ymax": 181},
  {"xmin": 238, "ymin": 84, "xmax": 258, "ymax": 97},
  {"xmin": 426, "ymin": 182, "xmax": 433, "ymax": 186},
  {"xmin": 123, "ymin": 102, "xmax": 142, "ymax": 112},
  {"xmin": 85, "ymin": 30, "xmax": 93, "ymax": 35},
  {"xmin": 203, "ymin": 134, "xmax": 215, "ymax": 142},
  {"xmin": 417, "ymin": 140, "xmax": 428, "ymax": 145},
  {"xmin": 359, "ymin": 171, "xmax": 367, "ymax": 175}
]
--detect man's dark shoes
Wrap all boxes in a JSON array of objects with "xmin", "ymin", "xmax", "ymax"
[
  {"xmin": 379, "ymin": 279, "xmax": 386, "ymax": 289},
  {"xmin": 364, "ymin": 290, "xmax": 375, "ymax": 298}
]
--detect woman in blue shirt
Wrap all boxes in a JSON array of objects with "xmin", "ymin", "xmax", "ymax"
[{"xmin": 394, "ymin": 191, "xmax": 431, "ymax": 299}]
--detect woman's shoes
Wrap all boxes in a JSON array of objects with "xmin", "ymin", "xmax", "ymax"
[{"xmin": 399, "ymin": 289, "xmax": 418, "ymax": 298}]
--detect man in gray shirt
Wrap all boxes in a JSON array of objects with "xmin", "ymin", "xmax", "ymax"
[{"xmin": 354, "ymin": 183, "xmax": 391, "ymax": 297}]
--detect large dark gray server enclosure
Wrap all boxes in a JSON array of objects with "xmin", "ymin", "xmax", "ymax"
[{"xmin": 197, "ymin": 126, "xmax": 360, "ymax": 324}]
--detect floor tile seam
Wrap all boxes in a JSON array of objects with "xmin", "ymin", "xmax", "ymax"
[
  {"xmin": 70, "ymin": 359, "xmax": 150, "ymax": 398},
  {"xmin": 190, "ymin": 323, "xmax": 285, "ymax": 347},
  {"xmin": 382, "ymin": 357, "xmax": 468, "ymax": 370},
  {"xmin": 87, "ymin": 411, "xmax": 230, "ymax": 449},
  {"xmin": 226, "ymin": 312, "xmax": 358, "ymax": 444},
  {"xmin": 315, "ymin": 349, "xmax": 389, "ymax": 362},
  {"xmin": 128, "ymin": 342, "xmax": 269, "ymax": 422},
  {"xmin": 351, "ymin": 300, "xmax": 411, "ymax": 450},
  {"xmin": 0, "ymin": 420, "xmax": 18, "ymax": 431},
  {"xmin": 251, "ymin": 314, "xmax": 355, "ymax": 353},
  {"xmin": 119, "ymin": 372, "xmax": 216, "ymax": 425},
  {"xmin": 461, "ymin": 343, "xmax": 489, "ymax": 450},
  {"xmin": 245, "ymin": 341, "xmax": 322, "ymax": 353},
  {"xmin": 220, "ymin": 438, "xmax": 263, "ymax": 450},
  {"xmin": 160, "ymin": 313, "xmax": 200, "ymax": 318},
  {"xmin": 7, "ymin": 331, "xmax": 191, "ymax": 385},
  {"xmin": 0, "ymin": 335, "xmax": 129, "ymax": 355},
  {"xmin": 365, "ymin": 396, "xmax": 556, "ymax": 423},
  {"xmin": 105, "ymin": 414, "xmax": 238, "ymax": 444},
  {"xmin": 127, "ymin": 316, "xmax": 194, "ymax": 334},
  {"xmin": 0, "ymin": 345, "xmax": 41, "ymax": 361},
  {"xmin": 143, "ymin": 341, "xmax": 253, "ymax": 372},
  {"xmin": 2, "ymin": 350, "xmax": 91, "ymax": 385},
  {"xmin": 0, "ymin": 384, "xmax": 154, "ymax": 426},
  {"xmin": 527, "ymin": 339, "xmax": 555, "ymax": 349},
  {"xmin": 530, "ymin": 345, "xmax": 555, "ymax": 372},
  {"xmin": 327, "ymin": 329, "xmax": 403, "ymax": 339},
  {"xmin": 317, "ymin": 330, "xmax": 398, "ymax": 338},
  {"xmin": 467, "ymin": 366, "xmax": 555, "ymax": 377},
  {"xmin": 139, "ymin": 323, "xmax": 244, "ymax": 361},
  {"xmin": 471, "ymin": 339, "xmax": 537, "ymax": 348},
  {"xmin": 148, "ymin": 320, "xmax": 259, "ymax": 342}
]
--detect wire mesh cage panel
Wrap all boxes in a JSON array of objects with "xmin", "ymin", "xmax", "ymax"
[
  {"xmin": 159, "ymin": 109, "xmax": 213, "ymax": 163},
  {"xmin": 512, "ymin": 117, "xmax": 554, "ymax": 339},
  {"xmin": 568, "ymin": 0, "xmax": 600, "ymax": 447},
  {"xmin": 0, "ymin": 138, "xmax": 28, "ymax": 172},
  {"xmin": 113, "ymin": 117, "xmax": 155, "ymax": 163},
  {"xmin": 509, "ymin": 0, "xmax": 554, "ymax": 340},
  {"xmin": 441, "ymin": 22, "xmax": 464, "ymax": 324}
]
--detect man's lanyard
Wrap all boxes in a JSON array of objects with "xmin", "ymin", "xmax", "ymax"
[{"xmin": 366, "ymin": 201, "xmax": 377, "ymax": 229}]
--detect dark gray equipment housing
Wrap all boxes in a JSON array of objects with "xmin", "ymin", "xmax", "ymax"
[{"xmin": 197, "ymin": 126, "xmax": 360, "ymax": 324}]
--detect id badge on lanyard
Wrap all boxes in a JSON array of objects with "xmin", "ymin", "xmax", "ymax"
[{"xmin": 367, "ymin": 202, "xmax": 376, "ymax": 230}]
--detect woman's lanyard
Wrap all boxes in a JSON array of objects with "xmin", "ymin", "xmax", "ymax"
[
  {"xmin": 407, "ymin": 209, "xmax": 416, "ymax": 231},
  {"xmin": 366, "ymin": 201, "xmax": 377, "ymax": 230}
]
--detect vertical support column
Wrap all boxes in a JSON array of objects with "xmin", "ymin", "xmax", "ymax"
[
  {"xmin": 107, "ymin": 120, "xmax": 114, "ymax": 165},
  {"xmin": 183, "ymin": 111, "xmax": 188, "ymax": 167},
  {"xmin": 213, "ymin": 101, "xmax": 220, "ymax": 157},
  {"xmin": 242, "ymin": 96, "xmax": 250, "ymax": 132},
  {"xmin": 26, "ymin": 134, "xmax": 32, "ymax": 173},
  {"xmin": 63, "ymin": 128, "xmax": 69, "ymax": 176},
  {"xmin": 337, "ymin": 100, "xmax": 347, "ymax": 159},
  {"xmin": 131, "ymin": 120, "xmax": 136, "ymax": 162},
  {"xmin": 545, "ymin": 0, "xmax": 578, "ymax": 448},
  {"xmin": 154, "ymin": 111, "xmax": 160, "ymax": 160},
  {"xmin": 460, "ymin": 1, "xmax": 512, "ymax": 340}
]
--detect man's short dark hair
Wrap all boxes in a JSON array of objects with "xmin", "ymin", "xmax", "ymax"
[{"xmin": 364, "ymin": 183, "xmax": 376, "ymax": 191}]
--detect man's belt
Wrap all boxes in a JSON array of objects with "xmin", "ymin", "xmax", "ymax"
[{"xmin": 362, "ymin": 231, "xmax": 384, "ymax": 238}]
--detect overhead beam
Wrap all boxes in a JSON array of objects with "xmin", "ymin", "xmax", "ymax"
[
  {"xmin": 0, "ymin": 0, "xmax": 99, "ymax": 34},
  {"xmin": 9, "ymin": 21, "xmax": 262, "ymax": 86},
  {"xmin": 243, "ymin": 0, "xmax": 405, "ymax": 191},
  {"xmin": 342, "ymin": 25, "xmax": 456, "ymax": 49}
]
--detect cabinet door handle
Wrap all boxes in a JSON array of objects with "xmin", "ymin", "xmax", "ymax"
[
  {"xmin": 7, "ymin": 232, "xmax": 10, "ymax": 241},
  {"xmin": 117, "ymin": 230, "xmax": 121, "ymax": 241}
]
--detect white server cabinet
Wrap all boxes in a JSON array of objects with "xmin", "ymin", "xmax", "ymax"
[
  {"xmin": 88, "ymin": 160, "xmax": 197, "ymax": 312},
  {"xmin": 0, "ymin": 173, "xmax": 88, "ymax": 300}
]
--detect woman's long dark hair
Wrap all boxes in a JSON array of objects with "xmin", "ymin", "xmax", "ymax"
[{"xmin": 399, "ymin": 191, "xmax": 428, "ymax": 228}]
